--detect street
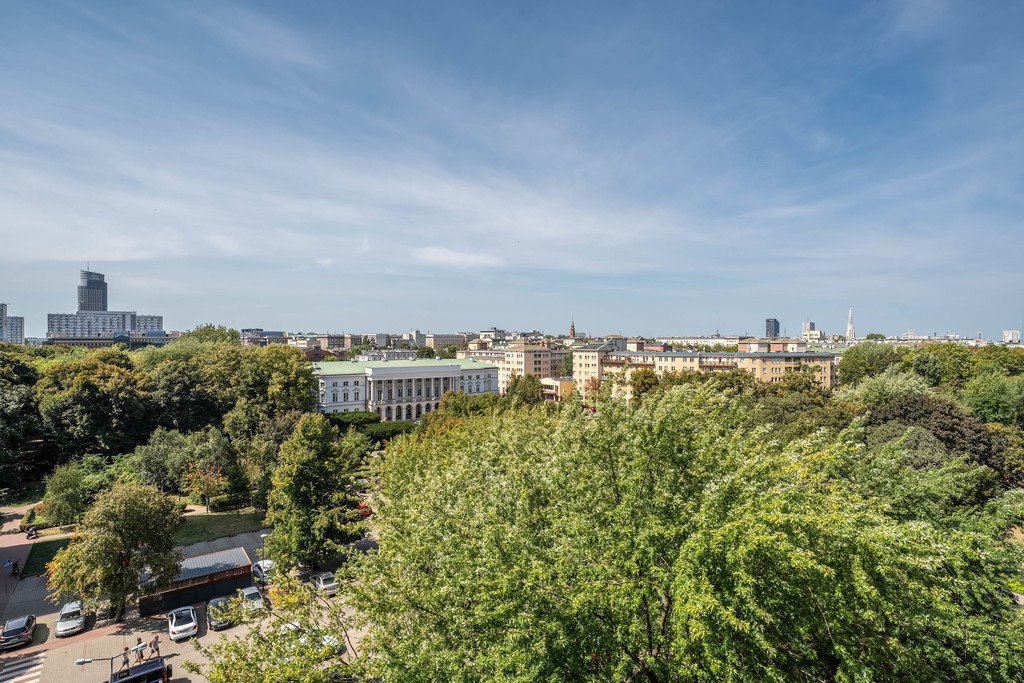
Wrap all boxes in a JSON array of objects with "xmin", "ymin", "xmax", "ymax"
[{"xmin": 0, "ymin": 506, "xmax": 279, "ymax": 683}]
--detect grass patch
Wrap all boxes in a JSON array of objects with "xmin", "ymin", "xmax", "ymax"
[
  {"xmin": 174, "ymin": 509, "xmax": 266, "ymax": 547},
  {"xmin": 23, "ymin": 538, "xmax": 70, "ymax": 576}
]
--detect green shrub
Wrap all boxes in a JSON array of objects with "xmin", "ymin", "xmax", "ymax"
[
  {"xmin": 208, "ymin": 493, "xmax": 249, "ymax": 512},
  {"xmin": 361, "ymin": 421, "xmax": 415, "ymax": 447}
]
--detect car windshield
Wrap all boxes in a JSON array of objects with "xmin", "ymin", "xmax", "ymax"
[
  {"xmin": 2, "ymin": 623, "xmax": 26, "ymax": 637},
  {"xmin": 59, "ymin": 610, "xmax": 82, "ymax": 621},
  {"xmin": 172, "ymin": 611, "xmax": 194, "ymax": 626},
  {"xmin": 244, "ymin": 592, "xmax": 261, "ymax": 601}
]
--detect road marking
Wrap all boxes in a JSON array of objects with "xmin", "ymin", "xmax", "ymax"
[{"xmin": 0, "ymin": 652, "xmax": 45, "ymax": 683}]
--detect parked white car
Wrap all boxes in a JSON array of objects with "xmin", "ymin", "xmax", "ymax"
[
  {"xmin": 313, "ymin": 572, "xmax": 339, "ymax": 597},
  {"xmin": 167, "ymin": 606, "xmax": 198, "ymax": 641},
  {"xmin": 238, "ymin": 586, "xmax": 268, "ymax": 613},
  {"xmin": 55, "ymin": 601, "xmax": 86, "ymax": 637},
  {"xmin": 252, "ymin": 559, "xmax": 276, "ymax": 585}
]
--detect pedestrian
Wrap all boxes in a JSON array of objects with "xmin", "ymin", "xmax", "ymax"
[
  {"xmin": 120, "ymin": 646, "xmax": 130, "ymax": 671},
  {"xmin": 148, "ymin": 634, "xmax": 161, "ymax": 659},
  {"xmin": 135, "ymin": 637, "xmax": 145, "ymax": 663}
]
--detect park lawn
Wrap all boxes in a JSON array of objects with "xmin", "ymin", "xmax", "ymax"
[
  {"xmin": 22, "ymin": 538, "xmax": 71, "ymax": 576},
  {"xmin": 174, "ymin": 509, "xmax": 267, "ymax": 546}
]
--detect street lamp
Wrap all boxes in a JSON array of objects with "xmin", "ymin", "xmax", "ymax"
[{"xmin": 75, "ymin": 642, "xmax": 146, "ymax": 678}]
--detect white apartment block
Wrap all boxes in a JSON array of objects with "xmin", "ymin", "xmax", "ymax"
[
  {"xmin": 1002, "ymin": 330, "xmax": 1021, "ymax": 344},
  {"xmin": 0, "ymin": 304, "xmax": 25, "ymax": 344},
  {"xmin": 47, "ymin": 311, "xmax": 163, "ymax": 338},
  {"xmin": 314, "ymin": 358, "xmax": 498, "ymax": 422}
]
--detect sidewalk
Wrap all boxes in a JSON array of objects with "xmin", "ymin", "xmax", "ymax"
[{"xmin": 0, "ymin": 505, "xmax": 35, "ymax": 619}]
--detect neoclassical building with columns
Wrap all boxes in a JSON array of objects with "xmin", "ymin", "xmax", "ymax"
[{"xmin": 313, "ymin": 358, "xmax": 498, "ymax": 422}]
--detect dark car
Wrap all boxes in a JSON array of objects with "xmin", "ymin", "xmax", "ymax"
[
  {"xmin": 0, "ymin": 614, "xmax": 37, "ymax": 650},
  {"xmin": 109, "ymin": 656, "xmax": 173, "ymax": 682},
  {"xmin": 207, "ymin": 596, "xmax": 234, "ymax": 631}
]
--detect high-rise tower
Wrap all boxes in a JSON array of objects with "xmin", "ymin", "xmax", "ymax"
[
  {"xmin": 846, "ymin": 307, "xmax": 856, "ymax": 342},
  {"xmin": 569, "ymin": 319, "xmax": 576, "ymax": 339},
  {"xmin": 78, "ymin": 270, "xmax": 108, "ymax": 312}
]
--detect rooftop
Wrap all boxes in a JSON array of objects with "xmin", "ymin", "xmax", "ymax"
[
  {"xmin": 611, "ymin": 351, "xmax": 835, "ymax": 359},
  {"xmin": 314, "ymin": 358, "xmax": 498, "ymax": 375},
  {"xmin": 174, "ymin": 547, "xmax": 251, "ymax": 583}
]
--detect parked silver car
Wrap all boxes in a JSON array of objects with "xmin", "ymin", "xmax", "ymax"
[
  {"xmin": 55, "ymin": 600, "xmax": 86, "ymax": 637},
  {"xmin": 313, "ymin": 572, "xmax": 339, "ymax": 597}
]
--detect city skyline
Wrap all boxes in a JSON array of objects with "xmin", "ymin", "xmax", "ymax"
[
  {"xmin": 5, "ymin": 266, "xmax": 1016, "ymax": 342},
  {"xmin": 2, "ymin": 2, "xmax": 1023, "ymax": 337}
]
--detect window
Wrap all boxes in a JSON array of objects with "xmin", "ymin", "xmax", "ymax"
[
  {"xmin": 332, "ymin": 392, "xmax": 338, "ymax": 402},
  {"xmin": 354, "ymin": 391, "xmax": 359, "ymax": 401},
  {"xmin": 343, "ymin": 392, "xmax": 349, "ymax": 402}
]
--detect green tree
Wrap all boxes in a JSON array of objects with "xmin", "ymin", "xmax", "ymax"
[
  {"xmin": 132, "ymin": 428, "xmax": 188, "ymax": 492},
  {"xmin": 47, "ymin": 482, "xmax": 183, "ymax": 620},
  {"xmin": 150, "ymin": 358, "xmax": 222, "ymax": 432},
  {"xmin": 183, "ymin": 463, "xmax": 228, "ymax": 512},
  {"xmin": 627, "ymin": 366, "xmax": 659, "ymax": 401},
  {"xmin": 837, "ymin": 343, "xmax": 906, "ymax": 386},
  {"xmin": 186, "ymin": 576, "xmax": 356, "ymax": 682},
  {"xmin": 562, "ymin": 351, "xmax": 574, "ymax": 377},
  {"xmin": 35, "ymin": 351, "xmax": 155, "ymax": 456},
  {"xmin": 43, "ymin": 461, "xmax": 88, "ymax": 525},
  {"xmin": 352, "ymin": 387, "xmax": 1024, "ymax": 682},
  {"xmin": 416, "ymin": 346, "xmax": 436, "ymax": 359},
  {"xmin": 836, "ymin": 366, "xmax": 933, "ymax": 408},
  {"xmin": 176, "ymin": 324, "xmax": 240, "ymax": 345},
  {"xmin": 904, "ymin": 343, "xmax": 974, "ymax": 390},
  {"xmin": 265, "ymin": 414, "xmax": 360, "ymax": 569},
  {"xmin": 865, "ymin": 332, "xmax": 886, "ymax": 340},
  {"xmin": 504, "ymin": 374, "xmax": 544, "ymax": 406},
  {"xmin": 962, "ymin": 371, "xmax": 1023, "ymax": 426}
]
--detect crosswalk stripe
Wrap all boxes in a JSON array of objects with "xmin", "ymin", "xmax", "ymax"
[
  {"xmin": 0, "ymin": 654, "xmax": 45, "ymax": 683},
  {"xmin": 0, "ymin": 656, "xmax": 43, "ymax": 674},
  {"xmin": 0, "ymin": 666, "xmax": 44, "ymax": 683}
]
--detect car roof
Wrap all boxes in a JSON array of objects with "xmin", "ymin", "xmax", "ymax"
[
  {"xmin": 169, "ymin": 607, "xmax": 195, "ymax": 616},
  {"xmin": 60, "ymin": 601, "xmax": 82, "ymax": 612},
  {"xmin": 3, "ymin": 616, "xmax": 31, "ymax": 629}
]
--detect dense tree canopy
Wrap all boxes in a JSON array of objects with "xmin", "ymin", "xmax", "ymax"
[
  {"xmin": 47, "ymin": 482, "xmax": 183, "ymax": 620},
  {"xmin": 265, "ymin": 414, "xmax": 368, "ymax": 569},
  {"xmin": 352, "ymin": 387, "xmax": 1024, "ymax": 682}
]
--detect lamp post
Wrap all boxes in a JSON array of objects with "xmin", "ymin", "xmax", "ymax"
[{"xmin": 75, "ymin": 642, "xmax": 146, "ymax": 678}]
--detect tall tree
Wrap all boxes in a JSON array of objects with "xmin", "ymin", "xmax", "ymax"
[
  {"xmin": 837, "ymin": 343, "xmax": 905, "ymax": 386},
  {"xmin": 43, "ymin": 461, "xmax": 88, "ymax": 525},
  {"xmin": 47, "ymin": 482, "xmax": 182, "ymax": 620},
  {"xmin": 504, "ymin": 374, "xmax": 544, "ymax": 406},
  {"xmin": 962, "ymin": 371, "xmax": 1023, "ymax": 426},
  {"xmin": 265, "ymin": 414, "xmax": 361, "ymax": 568},
  {"xmin": 176, "ymin": 324, "xmax": 241, "ymax": 345},
  {"xmin": 352, "ymin": 387, "xmax": 1024, "ymax": 682},
  {"xmin": 35, "ymin": 352, "xmax": 155, "ymax": 456}
]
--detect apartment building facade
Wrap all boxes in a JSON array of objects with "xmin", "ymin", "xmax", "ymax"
[{"xmin": 575, "ymin": 346, "xmax": 837, "ymax": 400}]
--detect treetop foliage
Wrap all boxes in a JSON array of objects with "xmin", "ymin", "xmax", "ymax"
[{"xmin": 352, "ymin": 385, "xmax": 1024, "ymax": 682}]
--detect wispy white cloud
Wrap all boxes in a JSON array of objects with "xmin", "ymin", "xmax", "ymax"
[
  {"xmin": 181, "ymin": 4, "xmax": 324, "ymax": 67},
  {"xmin": 412, "ymin": 247, "xmax": 504, "ymax": 269}
]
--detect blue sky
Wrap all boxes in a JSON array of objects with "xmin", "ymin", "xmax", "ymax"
[{"xmin": 1, "ymin": 1, "xmax": 1022, "ymax": 338}]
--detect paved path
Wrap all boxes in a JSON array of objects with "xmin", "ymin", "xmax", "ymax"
[{"xmin": 0, "ymin": 505, "xmax": 34, "ymax": 620}]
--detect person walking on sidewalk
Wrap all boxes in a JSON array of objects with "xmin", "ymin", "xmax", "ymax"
[
  {"xmin": 148, "ymin": 634, "xmax": 161, "ymax": 659},
  {"xmin": 119, "ymin": 646, "xmax": 130, "ymax": 671}
]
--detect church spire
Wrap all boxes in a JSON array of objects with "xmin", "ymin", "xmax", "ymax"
[
  {"xmin": 846, "ymin": 307, "xmax": 856, "ymax": 342},
  {"xmin": 569, "ymin": 318, "xmax": 576, "ymax": 339}
]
